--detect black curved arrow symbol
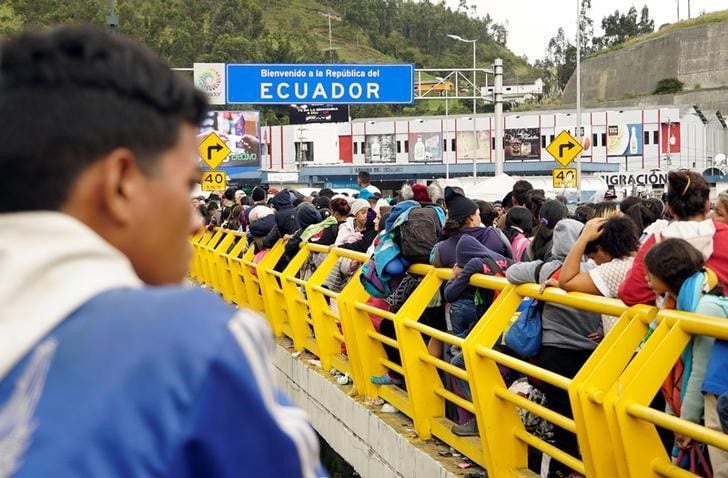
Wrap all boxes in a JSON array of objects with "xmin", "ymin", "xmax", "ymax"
[
  {"xmin": 559, "ymin": 141, "xmax": 576, "ymax": 158},
  {"xmin": 207, "ymin": 143, "xmax": 223, "ymax": 160}
]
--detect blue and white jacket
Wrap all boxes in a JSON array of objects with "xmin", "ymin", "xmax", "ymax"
[{"xmin": 0, "ymin": 213, "xmax": 323, "ymax": 478}]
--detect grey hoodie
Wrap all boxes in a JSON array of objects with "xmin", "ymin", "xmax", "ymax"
[{"xmin": 506, "ymin": 218, "xmax": 602, "ymax": 351}]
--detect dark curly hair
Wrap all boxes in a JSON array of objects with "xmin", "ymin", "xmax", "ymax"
[
  {"xmin": 584, "ymin": 216, "xmax": 640, "ymax": 259},
  {"xmin": 0, "ymin": 25, "xmax": 207, "ymax": 212},
  {"xmin": 665, "ymin": 170, "xmax": 709, "ymax": 220},
  {"xmin": 644, "ymin": 238, "xmax": 705, "ymax": 295}
]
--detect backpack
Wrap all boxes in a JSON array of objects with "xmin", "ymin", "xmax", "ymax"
[{"xmin": 399, "ymin": 206, "xmax": 445, "ymax": 264}]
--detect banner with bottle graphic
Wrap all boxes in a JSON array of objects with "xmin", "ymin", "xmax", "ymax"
[
  {"xmin": 504, "ymin": 128, "xmax": 540, "ymax": 161},
  {"xmin": 198, "ymin": 111, "xmax": 261, "ymax": 170},
  {"xmin": 607, "ymin": 123, "xmax": 643, "ymax": 156},
  {"xmin": 407, "ymin": 132, "xmax": 442, "ymax": 162},
  {"xmin": 456, "ymin": 131, "xmax": 491, "ymax": 160},
  {"xmin": 364, "ymin": 134, "xmax": 396, "ymax": 163}
]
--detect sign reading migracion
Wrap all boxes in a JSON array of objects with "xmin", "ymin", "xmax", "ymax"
[{"xmin": 226, "ymin": 64, "xmax": 414, "ymax": 104}]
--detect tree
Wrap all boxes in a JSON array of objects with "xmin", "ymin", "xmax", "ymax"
[
  {"xmin": 578, "ymin": 0, "xmax": 594, "ymax": 56},
  {"xmin": 592, "ymin": 4, "xmax": 654, "ymax": 50}
]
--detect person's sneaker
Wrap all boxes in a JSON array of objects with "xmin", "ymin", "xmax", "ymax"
[{"xmin": 451, "ymin": 418, "xmax": 479, "ymax": 436}]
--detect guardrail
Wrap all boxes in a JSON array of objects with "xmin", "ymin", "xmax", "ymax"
[{"xmin": 189, "ymin": 228, "xmax": 728, "ymax": 477}]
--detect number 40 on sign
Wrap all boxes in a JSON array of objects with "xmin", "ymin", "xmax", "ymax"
[{"xmin": 201, "ymin": 171, "xmax": 226, "ymax": 192}]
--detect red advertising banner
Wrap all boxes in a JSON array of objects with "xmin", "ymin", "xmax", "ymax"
[{"xmin": 661, "ymin": 122, "xmax": 681, "ymax": 154}]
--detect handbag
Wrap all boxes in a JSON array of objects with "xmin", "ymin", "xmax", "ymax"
[
  {"xmin": 675, "ymin": 442, "xmax": 712, "ymax": 478},
  {"xmin": 504, "ymin": 262, "xmax": 547, "ymax": 359},
  {"xmin": 504, "ymin": 297, "xmax": 543, "ymax": 358},
  {"xmin": 385, "ymin": 273, "xmax": 422, "ymax": 312}
]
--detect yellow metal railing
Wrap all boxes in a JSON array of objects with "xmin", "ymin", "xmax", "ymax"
[{"xmin": 189, "ymin": 227, "xmax": 728, "ymax": 478}]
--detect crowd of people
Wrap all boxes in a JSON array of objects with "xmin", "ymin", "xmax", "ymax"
[{"xmin": 211, "ymin": 170, "xmax": 728, "ymax": 478}]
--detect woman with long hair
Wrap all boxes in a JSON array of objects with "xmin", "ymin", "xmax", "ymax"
[{"xmin": 619, "ymin": 170, "xmax": 728, "ymax": 306}]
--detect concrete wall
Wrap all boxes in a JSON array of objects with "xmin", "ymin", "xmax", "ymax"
[
  {"xmin": 563, "ymin": 20, "xmax": 728, "ymax": 105},
  {"xmin": 272, "ymin": 344, "xmax": 458, "ymax": 478}
]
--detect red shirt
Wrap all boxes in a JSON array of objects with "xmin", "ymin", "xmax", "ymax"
[{"xmin": 618, "ymin": 220, "xmax": 728, "ymax": 305}]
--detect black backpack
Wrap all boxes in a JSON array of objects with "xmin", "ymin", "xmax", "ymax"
[{"xmin": 398, "ymin": 206, "xmax": 444, "ymax": 264}]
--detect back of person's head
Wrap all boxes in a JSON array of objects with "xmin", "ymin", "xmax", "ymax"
[
  {"xmin": 251, "ymin": 186, "xmax": 266, "ymax": 202},
  {"xmin": 358, "ymin": 170, "xmax": 371, "ymax": 185},
  {"xmin": 318, "ymin": 187, "xmax": 335, "ymax": 199},
  {"xmin": 571, "ymin": 204, "xmax": 595, "ymax": 224},
  {"xmin": 511, "ymin": 180, "xmax": 533, "ymax": 206},
  {"xmin": 223, "ymin": 187, "xmax": 236, "ymax": 201},
  {"xmin": 593, "ymin": 201, "xmax": 621, "ymax": 218},
  {"xmin": 665, "ymin": 170, "xmax": 709, "ymax": 220},
  {"xmin": 619, "ymin": 196, "xmax": 641, "ymax": 214},
  {"xmin": 584, "ymin": 216, "xmax": 640, "ymax": 260},
  {"xmin": 529, "ymin": 199, "xmax": 568, "ymax": 261},
  {"xmin": 0, "ymin": 25, "xmax": 207, "ymax": 213},
  {"xmin": 475, "ymin": 200, "xmax": 497, "ymax": 227},
  {"xmin": 626, "ymin": 198, "xmax": 662, "ymax": 231},
  {"xmin": 428, "ymin": 182, "xmax": 444, "ymax": 204},
  {"xmin": 644, "ymin": 238, "xmax": 705, "ymax": 295},
  {"xmin": 329, "ymin": 197, "xmax": 351, "ymax": 219},
  {"xmin": 504, "ymin": 206, "xmax": 534, "ymax": 241},
  {"xmin": 525, "ymin": 189, "xmax": 545, "ymax": 226},
  {"xmin": 501, "ymin": 191, "xmax": 514, "ymax": 211}
]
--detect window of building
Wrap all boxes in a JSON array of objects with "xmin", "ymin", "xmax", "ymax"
[
  {"xmin": 404, "ymin": 140, "xmax": 409, "ymax": 153},
  {"xmin": 653, "ymin": 131, "xmax": 659, "ymax": 144},
  {"xmin": 644, "ymin": 131, "xmax": 650, "ymax": 145},
  {"xmin": 601, "ymin": 133, "xmax": 607, "ymax": 146},
  {"xmin": 353, "ymin": 142, "xmax": 358, "ymax": 155},
  {"xmin": 396, "ymin": 141, "xmax": 401, "ymax": 153},
  {"xmin": 451, "ymin": 138, "xmax": 456, "ymax": 151},
  {"xmin": 592, "ymin": 133, "xmax": 598, "ymax": 147}
]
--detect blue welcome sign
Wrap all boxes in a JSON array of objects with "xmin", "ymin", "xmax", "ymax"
[{"xmin": 226, "ymin": 64, "xmax": 414, "ymax": 105}]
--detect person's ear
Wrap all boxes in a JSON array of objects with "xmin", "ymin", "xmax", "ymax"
[{"xmin": 100, "ymin": 148, "xmax": 146, "ymax": 226}]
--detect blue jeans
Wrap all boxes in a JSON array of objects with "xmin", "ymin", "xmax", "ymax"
[
  {"xmin": 451, "ymin": 351, "xmax": 471, "ymax": 402},
  {"xmin": 450, "ymin": 299, "xmax": 483, "ymax": 338},
  {"xmin": 719, "ymin": 392, "xmax": 728, "ymax": 433}
]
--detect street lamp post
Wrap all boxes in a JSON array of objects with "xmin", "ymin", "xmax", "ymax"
[{"xmin": 447, "ymin": 34, "xmax": 477, "ymax": 114}]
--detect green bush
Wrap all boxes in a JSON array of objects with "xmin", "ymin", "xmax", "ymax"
[{"xmin": 653, "ymin": 78, "xmax": 684, "ymax": 94}]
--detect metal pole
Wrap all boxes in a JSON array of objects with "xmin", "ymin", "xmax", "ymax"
[
  {"xmin": 472, "ymin": 41, "xmax": 477, "ymax": 115},
  {"xmin": 494, "ymin": 58, "xmax": 504, "ymax": 176},
  {"xmin": 445, "ymin": 98, "xmax": 450, "ymax": 179},
  {"xmin": 576, "ymin": 0, "xmax": 583, "ymax": 202},
  {"xmin": 472, "ymin": 118, "xmax": 477, "ymax": 178},
  {"xmin": 328, "ymin": 13, "xmax": 334, "ymax": 62}
]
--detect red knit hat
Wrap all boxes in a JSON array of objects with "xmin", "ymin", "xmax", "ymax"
[{"xmin": 411, "ymin": 183, "xmax": 431, "ymax": 203}]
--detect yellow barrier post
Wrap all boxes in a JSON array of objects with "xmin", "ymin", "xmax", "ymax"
[
  {"xmin": 188, "ymin": 229, "xmax": 209, "ymax": 281},
  {"xmin": 211, "ymin": 230, "xmax": 237, "ymax": 299},
  {"xmin": 280, "ymin": 243, "xmax": 320, "ymax": 351},
  {"xmin": 255, "ymin": 240, "xmax": 287, "ymax": 334},
  {"xmin": 306, "ymin": 248, "xmax": 369, "ymax": 373},
  {"xmin": 390, "ymin": 268, "xmax": 446, "ymax": 438},
  {"xmin": 613, "ymin": 310, "xmax": 728, "ymax": 477},
  {"xmin": 570, "ymin": 304, "xmax": 657, "ymax": 477},
  {"xmin": 239, "ymin": 244, "xmax": 265, "ymax": 312},
  {"xmin": 334, "ymin": 268, "xmax": 371, "ymax": 391},
  {"xmin": 223, "ymin": 233, "xmax": 249, "ymax": 306},
  {"xmin": 192, "ymin": 229, "xmax": 215, "ymax": 284},
  {"xmin": 201, "ymin": 228, "xmax": 225, "ymax": 287}
]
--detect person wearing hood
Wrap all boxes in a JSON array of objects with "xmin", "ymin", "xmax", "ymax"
[
  {"xmin": 433, "ymin": 187, "xmax": 512, "ymax": 268},
  {"xmin": 506, "ymin": 218, "xmax": 602, "ymax": 477},
  {"xmin": 446, "ymin": 235, "xmax": 513, "ymax": 437},
  {"xmin": 619, "ymin": 170, "xmax": 728, "ymax": 306},
  {"xmin": 445, "ymin": 236, "xmax": 512, "ymax": 338},
  {"xmin": 334, "ymin": 198, "xmax": 377, "ymax": 252},
  {"xmin": 502, "ymin": 206, "xmax": 534, "ymax": 262},
  {"xmin": 262, "ymin": 189, "xmax": 298, "ymax": 249},
  {"xmin": 276, "ymin": 203, "xmax": 322, "ymax": 272}
]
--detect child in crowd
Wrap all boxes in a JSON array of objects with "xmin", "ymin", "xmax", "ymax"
[{"xmin": 644, "ymin": 238, "xmax": 728, "ymax": 476}]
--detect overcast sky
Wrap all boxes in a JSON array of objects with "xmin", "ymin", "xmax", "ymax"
[{"xmin": 442, "ymin": 0, "xmax": 727, "ymax": 61}]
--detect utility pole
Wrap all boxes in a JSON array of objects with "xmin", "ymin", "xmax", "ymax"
[
  {"xmin": 576, "ymin": 0, "xmax": 583, "ymax": 201},
  {"xmin": 105, "ymin": 0, "xmax": 118, "ymax": 31},
  {"xmin": 327, "ymin": 12, "xmax": 334, "ymax": 63},
  {"xmin": 494, "ymin": 58, "xmax": 504, "ymax": 176}
]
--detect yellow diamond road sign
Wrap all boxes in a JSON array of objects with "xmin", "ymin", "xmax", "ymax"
[
  {"xmin": 546, "ymin": 130, "xmax": 583, "ymax": 167},
  {"xmin": 198, "ymin": 132, "xmax": 231, "ymax": 170}
]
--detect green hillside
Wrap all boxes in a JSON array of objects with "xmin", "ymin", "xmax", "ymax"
[{"xmin": 0, "ymin": 0, "xmax": 539, "ymax": 121}]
